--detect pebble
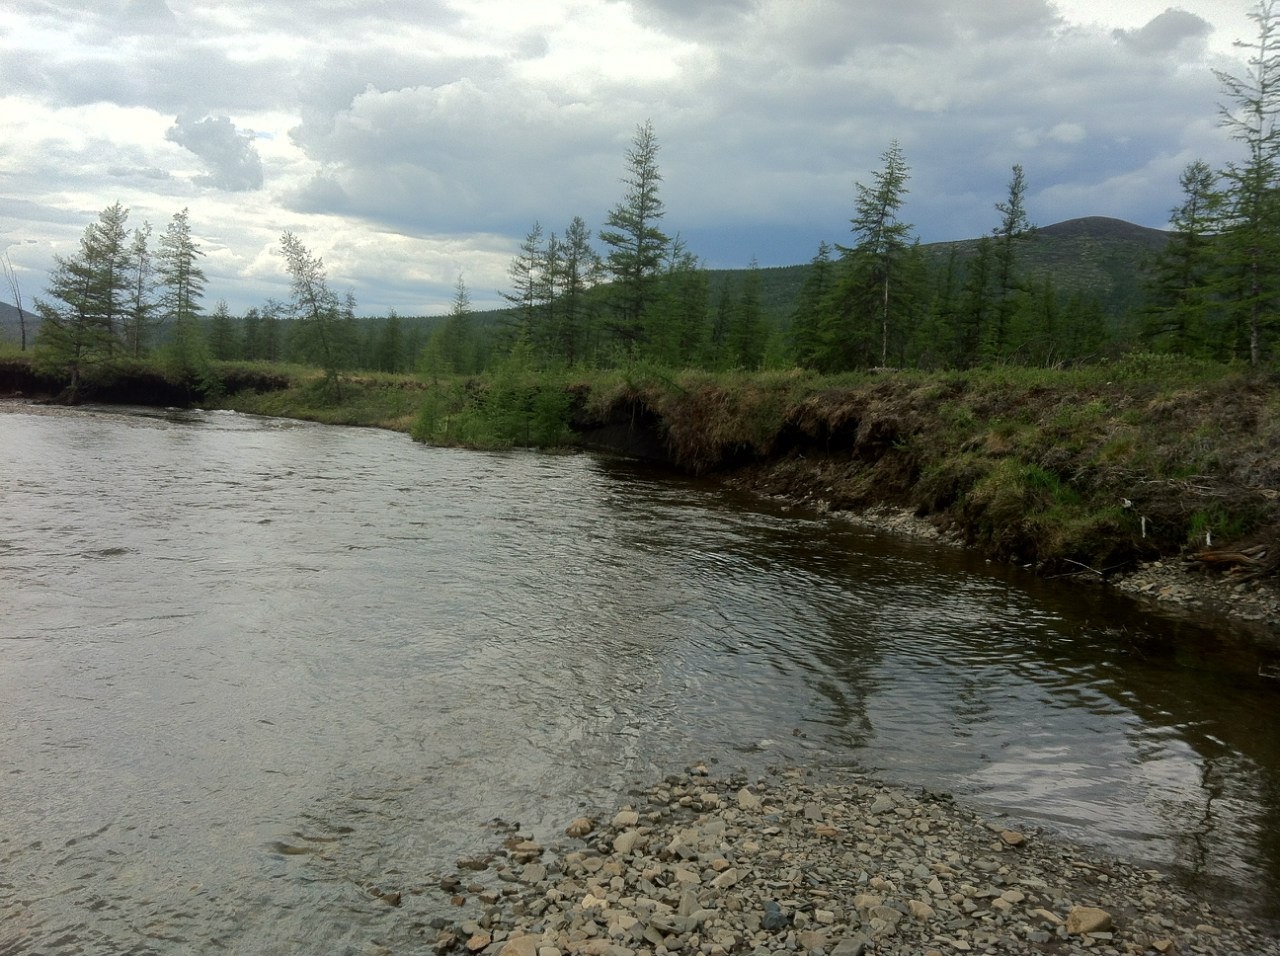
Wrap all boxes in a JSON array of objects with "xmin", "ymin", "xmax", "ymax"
[{"xmin": 435, "ymin": 767, "xmax": 1280, "ymax": 956}]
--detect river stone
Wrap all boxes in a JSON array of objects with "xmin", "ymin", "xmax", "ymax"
[
  {"xmin": 907, "ymin": 899, "xmax": 934, "ymax": 921},
  {"xmin": 830, "ymin": 935, "xmax": 869, "ymax": 956},
  {"xmin": 737, "ymin": 788, "xmax": 763, "ymax": 811},
  {"xmin": 868, "ymin": 795, "xmax": 895, "ymax": 814},
  {"xmin": 499, "ymin": 936, "xmax": 538, "ymax": 956},
  {"xmin": 613, "ymin": 810, "xmax": 640, "ymax": 828},
  {"xmin": 762, "ymin": 900, "xmax": 789, "ymax": 931},
  {"xmin": 999, "ymin": 829, "xmax": 1026, "ymax": 847},
  {"xmin": 612, "ymin": 830, "xmax": 642, "ymax": 854},
  {"xmin": 1065, "ymin": 906, "xmax": 1113, "ymax": 934},
  {"xmin": 565, "ymin": 817, "xmax": 595, "ymax": 838}
]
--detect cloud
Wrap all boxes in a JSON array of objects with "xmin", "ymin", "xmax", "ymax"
[
  {"xmin": 1114, "ymin": 9, "xmax": 1212, "ymax": 56},
  {"xmin": 165, "ymin": 115, "xmax": 265, "ymax": 191},
  {"xmin": 0, "ymin": 0, "xmax": 1253, "ymax": 314}
]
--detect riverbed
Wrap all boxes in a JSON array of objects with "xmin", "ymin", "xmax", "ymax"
[{"xmin": 1, "ymin": 403, "xmax": 1277, "ymax": 954}]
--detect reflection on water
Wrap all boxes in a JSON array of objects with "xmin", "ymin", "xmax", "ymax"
[{"xmin": 1, "ymin": 402, "xmax": 1277, "ymax": 954}]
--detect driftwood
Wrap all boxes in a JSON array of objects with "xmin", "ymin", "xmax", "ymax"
[{"xmin": 1185, "ymin": 545, "xmax": 1275, "ymax": 579}]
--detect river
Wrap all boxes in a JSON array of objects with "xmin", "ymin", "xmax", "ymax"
[{"xmin": 1, "ymin": 403, "xmax": 1277, "ymax": 954}]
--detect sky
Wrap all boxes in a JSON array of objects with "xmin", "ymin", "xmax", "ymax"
[{"xmin": 0, "ymin": 0, "xmax": 1260, "ymax": 316}]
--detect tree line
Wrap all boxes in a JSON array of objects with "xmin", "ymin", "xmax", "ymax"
[{"xmin": 24, "ymin": 1, "xmax": 1280, "ymax": 391}]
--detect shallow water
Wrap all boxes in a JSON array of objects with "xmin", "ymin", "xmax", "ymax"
[{"xmin": 1, "ymin": 403, "xmax": 1277, "ymax": 953}]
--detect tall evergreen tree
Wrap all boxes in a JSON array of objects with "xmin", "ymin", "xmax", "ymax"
[
  {"xmin": 1142, "ymin": 160, "xmax": 1223, "ymax": 355},
  {"xmin": 280, "ymin": 230, "xmax": 344, "ymax": 396},
  {"xmin": 423, "ymin": 274, "xmax": 477, "ymax": 375},
  {"xmin": 555, "ymin": 216, "xmax": 601, "ymax": 365},
  {"xmin": 208, "ymin": 298, "xmax": 240, "ymax": 360},
  {"xmin": 33, "ymin": 203, "xmax": 133, "ymax": 391},
  {"xmin": 599, "ymin": 120, "xmax": 671, "ymax": 351},
  {"xmin": 789, "ymin": 242, "xmax": 835, "ymax": 368},
  {"xmin": 1214, "ymin": 0, "xmax": 1280, "ymax": 365},
  {"xmin": 726, "ymin": 259, "xmax": 766, "ymax": 369},
  {"xmin": 987, "ymin": 164, "xmax": 1034, "ymax": 359},
  {"xmin": 375, "ymin": 309, "xmax": 406, "ymax": 372},
  {"xmin": 834, "ymin": 140, "xmax": 913, "ymax": 367},
  {"xmin": 122, "ymin": 222, "xmax": 154, "ymax": 358},
  {"xmin": 156, "ymin": 208, "xmax": 206, "ymax": 337},
  {"xmin": 502, "ymin": 222, "xmax": 544, "ymax": 344}
]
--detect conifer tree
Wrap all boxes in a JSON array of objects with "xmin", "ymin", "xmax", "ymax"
[
  {"xmin": 789, "ymin": 242, "xmax": 835, "ymax": 368},
  {"xmin": 208, "ymin": 299, "xmax": 240, "ymax": 360},
  {"xmin": 1142, "ymin": 160, "xmax": 1222, "ymax": 355},
  {"xmin": 280, "ymin": 230, "xmax": 344, "ymax": 397},
  {"xmin": 156, "ymin": 208, "xmax": 206, "ymax": 336},
  {"xmin": 503, "ymin": 222, "xmax": 544, "ymax": 344},
  {"xmin": 833, "ymin": 140, "xmax": 913, "ymax": 368},
  {"xmin": 599, "ymin": 120, "xmax": 671, "ymax": 352},
  {"xmin": 34, "ymin": 203, "xmax": 133, "ymax": 391},
  {"xmin": 987, "ymin": 164, "xmax": 1034, "ymax": 359},
  {"xmin": 1214, "ymin": 0, "xmax": 1280, "ymax": 364},
  {"xmin": 122, "ymin": 223, "xmax": 154, "ymax": 358},
  {"xmin": 555, "ymin": 216, "xmax": 601, "ymax": 365}
]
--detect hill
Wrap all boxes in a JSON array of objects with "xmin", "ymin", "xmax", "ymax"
[
  {"xmin": 0, "ymin": 216, "xmax": 1169, "ymax": 340},
  {"xmin": 0, "ymin": 301, "xmax": 34, "ymax": 346},
  {"xmin": 920, "ymin": 215, "xmax": 1168, "ymax": 317}
]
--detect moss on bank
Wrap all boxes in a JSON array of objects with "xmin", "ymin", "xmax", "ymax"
[{"xmin": 6, "ymin": 352, "xmax": 1278, "ymax": 581}]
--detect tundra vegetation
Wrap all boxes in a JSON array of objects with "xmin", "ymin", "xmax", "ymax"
[{"xmin": 5, "ymin": 2, "xmax": 1280, "ymax": 580}]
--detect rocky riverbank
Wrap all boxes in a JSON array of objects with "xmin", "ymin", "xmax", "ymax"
[
  {"xmin": 427, "ymin": 768, "xmax": 1278, "ymax": 956},
  {"xmin": 815, "ymin": 503, "xmax": 1280, "ymax": 641}
]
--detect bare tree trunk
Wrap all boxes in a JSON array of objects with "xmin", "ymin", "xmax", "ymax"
[{"xmin": 2, "ymin": 252, "xmax": 27, "ymax": 351}]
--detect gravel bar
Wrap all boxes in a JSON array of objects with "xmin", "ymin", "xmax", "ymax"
[{"xmin": 428, "ymin": 766, "xmax": 1278, "ymax": 956}]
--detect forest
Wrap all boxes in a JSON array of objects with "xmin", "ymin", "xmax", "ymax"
[{"xmin": 5, "ymin": 2, "xmax": 1279, "ymax": 410}]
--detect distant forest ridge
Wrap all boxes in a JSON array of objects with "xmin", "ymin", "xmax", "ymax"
[{"xmin": 0, "ymin": 216, "xmax": 1168, "ymax": 341}]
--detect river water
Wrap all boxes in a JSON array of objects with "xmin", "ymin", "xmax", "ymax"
[{"xmin": 1, "ymin": 403, "xmax": 1277, "ymax": 954}]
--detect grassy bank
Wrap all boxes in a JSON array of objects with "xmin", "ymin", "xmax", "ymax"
[
  {"xmin": 581, "ymin": 357, "xmax": 1280, "ymax": 575},
  {"xmin": 7, "ymin": 352, "xmax": 1277, "ymax": 579}
]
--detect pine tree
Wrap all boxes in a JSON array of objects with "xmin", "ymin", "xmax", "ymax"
[
  {"xmin": 280, "ymin": 230, "xmax": 344, "ymax": 397},
  {"xmin": 375, "ymin": 309, "xmax": 405, "ymax": 372},
  {"xmin": 834, "ymin": 140, "xmax": 913, "ymax": 368},
  {"xmin": 425, "ymin": 274, "xmax": 476, "ymax": 375},
  {"xmin": 599, "ymin": 120, "xmax": 671, "ymax": 352},
  {"xmin": 789, "ymin": 242, "xmax": 835, "ymax": 369},
  {"xmin": 555, "ymin": 216, "xmax": 601, "ymax": 365},
  {"xmin": 33, "ymin": 203, "xmax": 134, "ymax": 392},
  {"xmin": 122, "ymin": 223, "xmax": 154, "ymax": 358},
  {"xmin": 208, "ymin": 299, "xmax": 240, "ymax": 360},
  {"xmin": 1214, "ymin": 0, "xmax": 1280, "ymax": 364},
  {"xmin": 156, "ymin": 208, "xmax": 206, "ymax": 336},
  {"xmin": 988, "ymin": 164, "xmax": 1034, "ymax": 359},
  {"xmin": 726, "ymin": 259, "xmax": 765, "ymax": 369},
  {"xmin": 502, "ymin": 222, "xmax": 544, "ymax": 345},
  {"xmin": 1142, "ymin": 160, "xmax": 1222, "ymax": 355}
]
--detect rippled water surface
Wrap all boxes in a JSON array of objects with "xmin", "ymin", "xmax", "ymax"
[{"xmin": 2, "ymin": 403, "xmax": 1278, "ymax": 953}]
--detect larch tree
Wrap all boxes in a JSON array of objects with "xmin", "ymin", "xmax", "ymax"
[
  {"xmin": 122, "ymin": 222, "xmax": 154, "ymax": 358},
  {"xmin": 988, "ymin": 164, "xmax": 1034, "ymax": 359},
  {"xmin": 837, "ymin": 140, "xmax": 913, "ymax": 368},
  {"xmin": 156, "ymin": 208, "xmax": 206, "ymax": 333},
  {"xmin": 1214, "ymin": 0, "xmax": 1280, "ymax": 365},
  {"xmin": 599, "ymin": 120, "xmax": 671, "ymax": 352},
  {"xmin": 157, "ymin": 209, "xmax": 214, "ymax": 390},
  {"xmin": 1142, "ymin": 160, "xmax": 1223, "ymax": 355},
  {"xmin": 33, "ymin": 203, "xmax": 133, "ymax": 392},
  {"xmin": 280, "ymin": 230, "xmax": 344, "ymax": 396},
  {"xmin": 555, "ymin": 216, "xmax": 602, "ymax": 365},
  {"xmin": 789, "ymin": 241, "xmax": 835, "ymax": 369},
  {"xmin": 502, "ymin": 222, "xmax": 544, "ymax": 346}
]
